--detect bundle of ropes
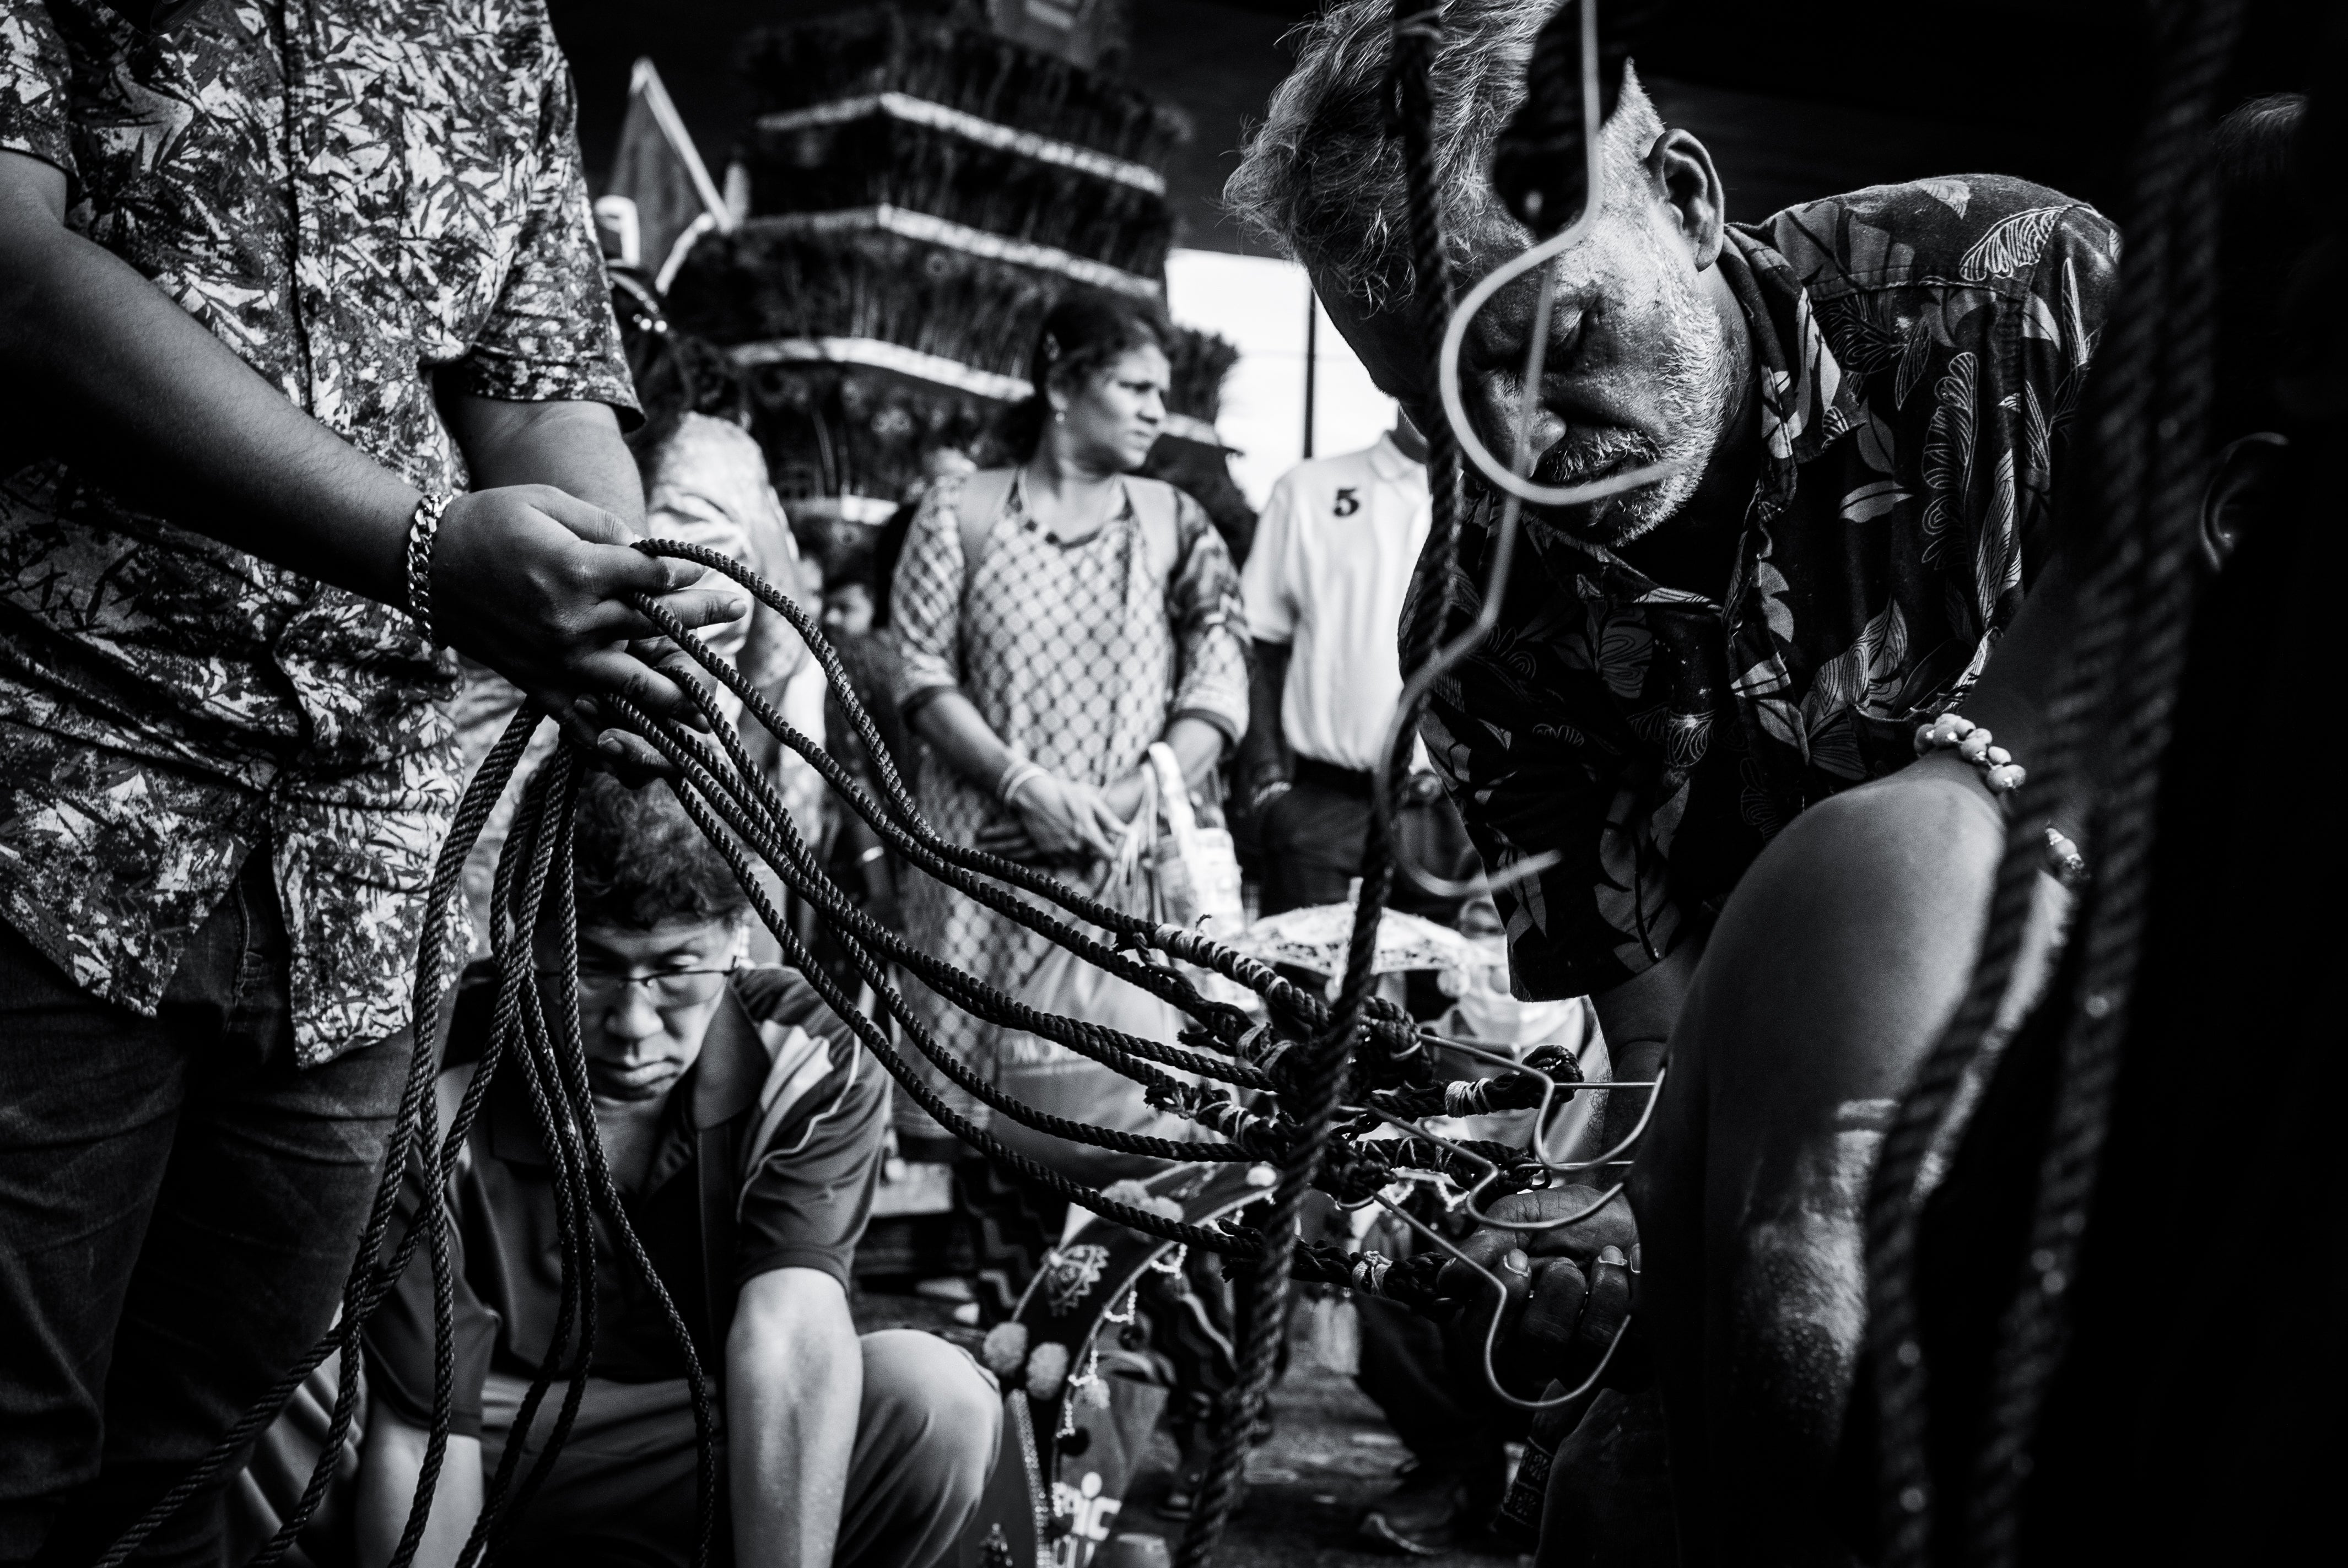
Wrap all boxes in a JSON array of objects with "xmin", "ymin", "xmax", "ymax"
[
  {"xmin": 99, "ymin": 6, "xmax": 1645, "ymax": 1565},
  {"xmin": 1858, "ymin": 2, "xmax": 2307, "ymax": 1565}
]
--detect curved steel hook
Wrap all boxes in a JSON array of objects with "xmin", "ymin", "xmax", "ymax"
[
  {"xmin": 1375, "ymin": 0, "xmax": 1687, "ymax": 901},
  {"xmin": 1372, "ymin": 1192, "xmax": 1631, "ymax": 1412}
]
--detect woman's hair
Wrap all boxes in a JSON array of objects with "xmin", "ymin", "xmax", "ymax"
[
  {"xmin": 998, "ymin": 293, "xmax": 1169, "ymax": 461},
  {"xmin": 570, "ymin": 769, "xmax": 749, "ymax": 932},
  {"xmin": 612, "ymin": 271, "xmax": 746, "ymax": 459}
]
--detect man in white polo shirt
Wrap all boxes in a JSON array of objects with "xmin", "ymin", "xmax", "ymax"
[{"xmin": 1239, "ymin": 418, "xmax": 1475, "ymax": 920}]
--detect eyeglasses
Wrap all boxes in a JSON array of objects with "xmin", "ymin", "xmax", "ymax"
[{"xmin": 542, "ymin": 962, "xmax": 737, "ymax": 1008}]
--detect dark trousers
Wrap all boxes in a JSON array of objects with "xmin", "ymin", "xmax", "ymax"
[
  {"xmin": 476, "ymin": 1332, "xmax": 999, "ymax": 1568},
  {"xmin": 1256, "ymin": 761, "xmax": 1476, "ymax": 923},
  {"xmin": 0, "ymin": 849, "xmax": 407, "ymax": 1566}
]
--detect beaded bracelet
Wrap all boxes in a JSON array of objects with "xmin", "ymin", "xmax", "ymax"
[
  {"xmin": 1915, "ymin": 711, "xmax": 2088, "ymax": 887},
  {"xmin": 403, "ymin": 493, "xmax": 454, "ymax": 646},
  {"xmin": 1913, "ymin": 711, "xmax": 2025, "ymax": 792}
]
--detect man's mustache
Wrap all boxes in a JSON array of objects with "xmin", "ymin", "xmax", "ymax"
[{"xmin": 1530, "ymin": 426, "xmax": 1661, "ymax": 489}]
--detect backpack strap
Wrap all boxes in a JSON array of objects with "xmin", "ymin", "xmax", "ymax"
[
  {"xmin": 960, "ymin": 468, "xmax": 1183, "ymax": 578},
  {"xmin": 1122, "ymin": 474, "xmax": 1183, "ymax": 578},
  {"xmin": 956, "ymin": 468, "xmax": 1017, "ymax": 576}
]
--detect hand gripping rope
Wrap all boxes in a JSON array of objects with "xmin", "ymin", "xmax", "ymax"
[{"xmin": 102, "ymin": 4, "xmax": 1669, "ymax": 1562}]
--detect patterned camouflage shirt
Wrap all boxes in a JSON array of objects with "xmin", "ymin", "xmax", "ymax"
[
  {"xmin": 0, "ymin": 1, "xmax": 635, "ymax": 1062},
  {"xmin": 1421, "ymin": 177, "xmax": 2119, "ymax": 1002}
]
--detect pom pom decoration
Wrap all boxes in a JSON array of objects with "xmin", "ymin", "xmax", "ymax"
[
  {"xmin": 981, "ymin": 1320, "xmax": 1031, "ymax": 1378},
  {"xmin": 1099, "ymin": 1178, "xmax": 1185, "ymax": 1226},
  {"xmin": 1024, "ymin": 1340, "xmax": 1072, "ymax": 1403}
]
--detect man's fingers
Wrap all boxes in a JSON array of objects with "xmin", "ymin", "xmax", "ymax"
[
  {"xmin": 645, "ymin": 585, "xmax": 751, "ymax": 633},
  {"xmin": 523, "ymin": 487, "xmax": 715, "ymax": 601},
  {"xmin": 1517, "ymin": 1257, "xmax": 1591, "ymax": 1364},
  {"xmin": 570, "ymin": 647, "xmax": 695, "ymax": 727},
  {"xmin": 1509, "ymin": 1188, "xmax": 1641, "ymax": 1261},
  {"xmin": 1577, "ymin": 1245, "xmax": 1634, "ymax": 1355},
  {"xmin": 633, "ymin": 640, "xmax": 722, "ymax": 731},
  {"xmin": 1435, "ymin": 1243, "xmax": 1532, "ymax": 1317},
  {"xmin": 591, "ymin": 728, "xmax": 676, "ymax": 784},
  {"xmin": 526, "ymin": 486, "xmax": 638, "ymax": 547},
  {"xmin": 1456, "ymin": 1224, "xmax": 1524, "ymax": 1275}
]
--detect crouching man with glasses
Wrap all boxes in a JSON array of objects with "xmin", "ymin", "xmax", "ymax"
[{"xmin": 354, "ymin": 771, "xmax": 998, "ymax": 1568}]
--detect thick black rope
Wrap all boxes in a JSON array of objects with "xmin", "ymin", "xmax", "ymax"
[
  {"xmin": 613, "ymin": 693, "xmax": 1269, "ymax": 1167},
  {"xmin": 1174, "ymin": 7, "xmax": 1474, "ymax": 1560},
  {"xmin": 644, "ymin": 646, "xmax": 1273, "ymax": 1096},
  {"xmin": 1960, "ymin": 5, "xmax": 2243, "ymax": 1560},
  {"xmin": 634, "ymin": 541, "xmax": 1431, "ymax": 1065},
  {"xmin": 97, "ymin": 705, "xmax": 545, "ymax": 1566},
  {"xmin": 1860, "ymin": 2, "xmax": 2246, "ymax": 1561}
]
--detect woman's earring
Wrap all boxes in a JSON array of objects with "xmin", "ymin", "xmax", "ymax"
[{"xmin": 1054, "ymin": 408, "xmax": 1066, "ymax": 423}]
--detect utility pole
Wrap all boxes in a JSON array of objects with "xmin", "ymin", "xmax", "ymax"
[{"xmin": 1302, "ymin": 288, "xmax": 1318, "ymax": 459}]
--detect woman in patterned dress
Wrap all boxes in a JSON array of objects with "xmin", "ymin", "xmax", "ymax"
[{"xmin": 887, "ymin": 297, "xmax": 1250, "ymax": 1133}]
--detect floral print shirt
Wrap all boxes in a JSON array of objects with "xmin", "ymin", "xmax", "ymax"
[
  {"xmin": 0, "ymin": 1, "xmax": 635, "ymax": 1062},
  {"xmin": 1421, "ymin": 177, "xmax": 2119, "ymax": 1001}
]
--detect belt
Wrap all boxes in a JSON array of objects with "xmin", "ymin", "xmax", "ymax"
[{"xmin": 1292, "ymin": 757, "xmax": 1375, "ymax": 798}]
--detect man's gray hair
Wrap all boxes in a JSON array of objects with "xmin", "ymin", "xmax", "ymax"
[{"xmin": 1225, "ymin": 0, "xmax": 1662, "ymax": 313}]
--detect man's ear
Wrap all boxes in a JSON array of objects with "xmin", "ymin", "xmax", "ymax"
[
  {"xmin": 1644, "ymin": 128, "xmax": 1729, "ymax": 269},
  {"xmin": 2200, "ymin": 431, "xmax": 2290, "ymax": 572}
]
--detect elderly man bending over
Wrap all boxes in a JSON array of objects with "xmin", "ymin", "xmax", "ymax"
[
  {"xmin": 1227, "ymin": 0, "xmax": 2113, "ymax": 1127},
  {"xmin": 1225, "ymin": 0, "xmax": 2115, "ymax": 1556}
]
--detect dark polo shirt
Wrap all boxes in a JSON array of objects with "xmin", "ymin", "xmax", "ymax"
[{"xmin": 363, "ymin": 964, "xmax": 886, "ymax": 1436}]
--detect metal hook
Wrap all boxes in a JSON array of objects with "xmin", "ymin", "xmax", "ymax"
[
  {"xmin": 1395, "ymin": 1026, "xmax": 1667, "ymax": 1182},
  {"xmin": 1372, "ymin": 1192, "xmax": 1631, "ymax": 1412},
  {"xmin": 1377, "ymin": 0, "xmax": 1688, "ymax": 901}
]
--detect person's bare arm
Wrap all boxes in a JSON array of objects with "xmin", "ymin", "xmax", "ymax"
[
  {"xmin": 352, "ymin": 1412, "xmax": 483, "ymax": 1568},
  {"xmin": 910, "ymin": 690, "xmax": 1120, "ymax": 861},
  {"xmin": 1102, "ymin": 713, "xmax": 1228, "ymax": 819},
  {"xmin": 0, "ymin": 149, "xmax": 737, "ymax": 761},
  {"xmin": 728, "ymin": 1268, "xmax": 864, "ymax": 1568},
  {"xmin": 444, "ymin": 394, "xmax": 645, "ymax": 528},
  {"xmin": 1238, "ymin": 638, "xmax": 1293, "ymax": 806},
  {"xmin": 1584, "ymin": 936, "xmax": 1707, "ymax": 1156}
]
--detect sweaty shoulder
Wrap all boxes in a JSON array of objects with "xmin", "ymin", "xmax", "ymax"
[
  {"xmin": 1679, "ymin": 769, "xmax": 2006, "ymax": 1095},
  {"xmin": 1745, "ymin": 176, "xmax": 2118, "ymax": 298}
]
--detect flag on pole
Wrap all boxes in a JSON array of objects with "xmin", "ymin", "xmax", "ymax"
[{"xmin": 605, "ymin": 58, "xmax": 732, "ymax": 291}]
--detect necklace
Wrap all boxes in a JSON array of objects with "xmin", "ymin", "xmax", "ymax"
[{"xmin": 1016, "ymin": 467, "xmax": 1127, "ymax": 549}]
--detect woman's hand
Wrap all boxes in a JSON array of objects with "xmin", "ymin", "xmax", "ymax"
[
  {"xmin": 1101, "ymin": 768, "xmax": 1149, "ymax": 827},
  {"xmin": 1006, "ymin": 771, "xmax": 1126, "ymax": 863},
  {"xmin": 433, "ymin": 485, "xmax": 749, "ymax": 772}
]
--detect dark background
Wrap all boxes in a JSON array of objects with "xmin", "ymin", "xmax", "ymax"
[{"xmin": 546, "ymin": 0, "xmax": 2168, "ymax": 253}]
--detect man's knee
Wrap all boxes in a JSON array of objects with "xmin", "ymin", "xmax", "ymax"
[{"xmin": 860, "ymin": 1329, "xmax": 1000, "ymax": 1510}]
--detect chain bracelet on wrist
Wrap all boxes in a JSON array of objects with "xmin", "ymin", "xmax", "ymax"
[{"xmin": 403, "ymin": 493, "xmax": 455, "ymax": 646}]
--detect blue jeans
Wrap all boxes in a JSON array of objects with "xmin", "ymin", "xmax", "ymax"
[{"xmin": 0, "ymin": 847, "xmax": 407, "ymax": 1565}]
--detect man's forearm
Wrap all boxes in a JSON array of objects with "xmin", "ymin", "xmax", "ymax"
[
  {"xmin": 447, "ymin": 394, "xmax": 643, "ymax": 528},
  {"xmin": 1239, "ymin": 640, "xmax": 1292, "ymax": 788},
  {"xmin": 0, "ymin": 151, "xmax": 413, "ymax": 604},
  {"xmin": 730, "ymin": 1273, "xmax": 863, "ymax": 1568},
  {"xmin": 1590, "ymin": 933, "xmax": 1707, "ymax": 1153}
]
